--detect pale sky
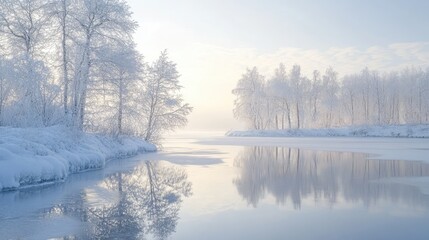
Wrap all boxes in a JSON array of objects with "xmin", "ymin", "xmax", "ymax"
[{"xmin": 127, "ymin": 0, "xmax": 429, "ymax": 131}]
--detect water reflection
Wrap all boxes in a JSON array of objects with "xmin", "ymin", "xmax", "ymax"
[
  {"xmin": 234, "ymin": 147, "xmax": 429, "ymax": 209},
  {"xmin": 44, "ymin": 161, "xmax": 192, "ymax": 239}
]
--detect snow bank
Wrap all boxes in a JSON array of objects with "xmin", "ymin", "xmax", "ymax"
[
  {"xmin": 0, "ymin": 125, "xmax": 156, "ymax": 191},
  {"xmin": 226, "ymin": 124, "xmax": 429, "ymax": 138}
]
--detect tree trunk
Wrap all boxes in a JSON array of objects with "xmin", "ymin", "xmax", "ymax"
[
  {"xmin": 281, "ymin": 113, "xmax": 284, "ymax": 130},
  {"xmin": 75, "ymin": 33, "xmax": 91, "ymax": 130},
  {"xmin": 286, "ymin": 103, "xmax": 291, "ymax": 129},
  {"xmin": 275, "ymin": 114, "xmax": 278, "ymax": 130},
  {"xmin": 61, "ymin": 0, "xmax": 69, "ymax": 116},
  {"xmin": 118, "ymin": 72, "xmax": 124, "ymax": 135},
  {"xmin": 296, "ymin": 102, "xmax": 300, "ymax": 129}
]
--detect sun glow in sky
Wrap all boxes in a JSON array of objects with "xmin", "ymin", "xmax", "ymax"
[{"xmin": 127, "ymin": 0, "xmax": 429, "ymax": 131}]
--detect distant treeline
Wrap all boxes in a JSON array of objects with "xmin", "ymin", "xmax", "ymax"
[{"xmin": 233, "ymin": 64, "xmax": 429, "ymax": 129}]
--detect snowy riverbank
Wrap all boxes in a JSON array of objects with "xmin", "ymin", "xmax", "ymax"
[
  {"xmin": 226, "ymin": 124, "xmax": 429, "ymax": 138},
  {"xmin": 0, "ymin": 126, "xmax": 156, "ymax": 191}
]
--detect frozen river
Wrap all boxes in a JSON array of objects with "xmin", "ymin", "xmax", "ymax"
[{"xmin": 1, "ymin": 133, "xmax": 429, "ymax": 239}]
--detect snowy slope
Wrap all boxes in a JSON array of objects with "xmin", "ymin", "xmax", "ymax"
[
  {"xmin": 0, "ymin": 126, "xmax": 156, "ymax": 191},
  {"xmin": 226, "ymin": 124, "xmax": 429, "ymax": 138}
]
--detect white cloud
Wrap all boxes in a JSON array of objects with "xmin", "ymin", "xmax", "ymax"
[
  {"xmin": 134, "ymin": 20, "xmax": 429, "ymax": 131},
  {"xmin": 127, "ymin": 0, "xmax": 429, "ymax": 131}
]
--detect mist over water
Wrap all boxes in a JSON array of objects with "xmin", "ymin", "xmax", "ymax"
[{"xmin": 1, "ymin": 134, "xmax": 429, "ymax": 239}]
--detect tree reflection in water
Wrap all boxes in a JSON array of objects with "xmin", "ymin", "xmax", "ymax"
[
  {"xmin": 234, "ymin": 146, "xmax": 429, "ymax": 209},
  {"xmin": 44, "ymin": 161, "xmax": 192, "ymax": 239}
]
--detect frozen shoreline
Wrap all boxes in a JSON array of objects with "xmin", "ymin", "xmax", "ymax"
[
  {"xmin": 0, "ymin": 125, "xmax": 156, "ymax": 191},
  {"xmin": 226, "ymin": 124, "xmax": 429, "ymax": 138}
]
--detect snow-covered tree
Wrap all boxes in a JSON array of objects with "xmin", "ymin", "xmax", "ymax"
[
  {"xmin": 341, "ymin": 74, "xmax": 359, "ymax": 125},
  {"xmin": 140, "ymin": 51, "xmax": 192, "ymax": 142},
  {"xmin": 309, "ymin": 70, "xmax": 322, "ymax": 125},
  {"xmin": 266, "ymin": 63, "xmax": 292, "ymax": 129},
  {"xmin": 0, "ymin": 58, "xmax": 14, "ymax": 125},
  {"xmin": 0, "ymin": 0, "xmax": 51, "ymax": 56},
  {"xmin": 88, "ymin": 43, "xmax": 143, "ymax": 135},
  {"xmin": 0, "ymin": 0, "xmax": 191, "ymax": 142},
  {"xmin": 289, "ymin": 65, "xmax": 310, "ymax": 128},
  {"xmin": 52, "ymin": 0, "xmax": 72, "ymax": 116},
  {"xmin": 69, "ymin": 0, "xmax": 138, "ymax": 129},
  {"xmin": 232, "ymin": 67, "xmax": 268, "ymax": 130},
  {"xmin": 0, "ymin": 0, "xmax": 54, "ymax": 126},
  {"xmin": 234, "ymin": 64, "xmax": 429, "ymax": 130},
  {"xmin": 321, "ymin": 67, "xmax": 339, "ymax": 127}
]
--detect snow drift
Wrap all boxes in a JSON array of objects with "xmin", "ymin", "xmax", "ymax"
[
  {"xmin": 226, "ymin": 125, "xmax": 429, "ymax": 138},
  {"xmin": 0, "ymin": 125, "xmax": 156, "ymax": 191}
]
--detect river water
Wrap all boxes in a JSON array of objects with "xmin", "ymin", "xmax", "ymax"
[{"xmin": 1, "ymin": 133, "xmax": 429, "ymax": 239}]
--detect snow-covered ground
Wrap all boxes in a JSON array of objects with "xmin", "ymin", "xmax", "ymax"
[
  {"xmin": 0, "ymin": 126, "xmax": 156, "ymax": 191},
  {"xmin": 226, "ymin": 124, "xmax": 429, "ymax": 138}
]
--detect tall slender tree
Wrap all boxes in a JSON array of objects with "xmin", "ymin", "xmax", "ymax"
[
  {"xmin": 141, "ymin": 50, "xmax": 192, "ymax": 142},
  {"xmin": 70, "ymin": 0, "xmax": 137, "ymax": 129}
]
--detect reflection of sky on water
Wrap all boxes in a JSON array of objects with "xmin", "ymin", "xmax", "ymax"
[
  {"xmin": 1, "ymin": 136, "xmax": 429, "ymax": 240},
  {"xmin": 43, "ymin": 161, "xmax": 192, "ymax": 240},
  {"xmin": 234, "ymin": 147, "xmax": 429, "ymax": 210}
]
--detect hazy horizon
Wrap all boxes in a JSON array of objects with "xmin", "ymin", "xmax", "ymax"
[
  {"xmin": 128, "ymin": 0, "xmax": 429, "ymax": 131},
  {"xmin": 1, "ymin": 1, "xmax": 429, "ymax": 238}
]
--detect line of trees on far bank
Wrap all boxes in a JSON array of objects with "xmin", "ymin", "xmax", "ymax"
[
  {"xmin": 0, "ymin": 0, "xmax": 191, "ymax": 142},
  {"xmin": 233, "ymin": 64, "xmax": 429, "ymax": 130}
]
